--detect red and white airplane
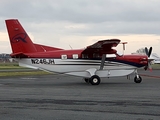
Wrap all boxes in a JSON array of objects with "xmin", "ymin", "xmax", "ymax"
[{"xmin": 5, "ymin": 19, "xmax": 152, "ymax": 85}]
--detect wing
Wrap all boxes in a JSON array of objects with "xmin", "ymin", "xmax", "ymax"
[
  {"xmin": 81, "ymin": 39, "xmax": 120, "ymax": 70},
  {"xmin": 82, "ymin": 39, "xmax": 120, "ymax": 55}
]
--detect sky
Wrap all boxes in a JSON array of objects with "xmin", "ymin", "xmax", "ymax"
[{"xmin": 0, "ymin": 0, "xmax": 160, "ymax": 55}]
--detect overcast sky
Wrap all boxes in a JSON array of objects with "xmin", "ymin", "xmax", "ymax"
[{"xmin": 0, "ymin": 0, "xmax": 160, "ymax": 55}]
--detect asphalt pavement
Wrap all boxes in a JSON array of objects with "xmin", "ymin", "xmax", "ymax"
[{"xmin": 0, "ymin": 70, "xmax": 160, "ymax": 120}]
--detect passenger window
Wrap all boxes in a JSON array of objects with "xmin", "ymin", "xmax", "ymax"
[
  {"xmin": 61, "ymin": 55, "xmax": 67, "ymax": 60},
  {"xmin": 73, "ymin": 54, "xmax": 78, "ymax": 59}
]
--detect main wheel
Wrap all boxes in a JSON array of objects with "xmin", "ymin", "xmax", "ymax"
[
  {"xmin": 84, "ymin": 78, "xmax": 89, "ymax": 83},
  {"xmin": 134, "ymin": 76, "xmax": 142, "ymax": 83},
  {"xmin": 89, "ymin": 75, "xmax": 101, "ymax": 85}
]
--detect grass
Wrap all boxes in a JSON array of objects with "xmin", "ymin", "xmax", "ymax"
[
  {"xmin": 0, "ymin": 62, "xmax": 51, "ymax": 77},
  {"xmin": 0, "ymin": 66, "xmax": 26, "ymax": 69},
  {"xmin": 0, "ymin": 62, "xmax": 22, "ymax": 69},
  {"xmin": 151, "ymin": 64, "xmax": 160, "ymax": 70},
  {"xmin": 0, "ymin": 71, "xmax": 50, "ymax": 77},
  {"xmin": 0, "ymin": 62, "xmax": 160, "ymax": 77}
]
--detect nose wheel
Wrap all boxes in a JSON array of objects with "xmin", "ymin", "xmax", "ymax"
[
  {"xmin": 134, "ymin": 75, "xmax": 142, "ymax": 83},
  {"xmin": 134, "ymin": 69, "xmax": 142, "ymax": 83}
]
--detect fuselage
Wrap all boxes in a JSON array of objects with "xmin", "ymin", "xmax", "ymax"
[{"xmin": 15, "ymin": 49, "xmax": 148, "ymax": 78}]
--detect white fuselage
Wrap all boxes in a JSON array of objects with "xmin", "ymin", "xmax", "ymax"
[{"xmin": 17, "ymin": 58, "xmax": 137, "ymax": 78}]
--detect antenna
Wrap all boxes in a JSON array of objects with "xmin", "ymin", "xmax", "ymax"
[
  {"xmin": 69, "ymin": 45, "xmax": 72, "ymax": 49},
  {"xmin": 120, "ymin": 42, "xmax": 127, "ymax": 55}
]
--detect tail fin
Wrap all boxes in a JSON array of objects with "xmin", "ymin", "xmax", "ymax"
[{"xmin": 5, "ymin": 19, "xmax": 37, "ymax": 53}]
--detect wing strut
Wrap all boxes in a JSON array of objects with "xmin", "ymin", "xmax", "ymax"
[{"xmin": 99, "ymin": 54, "xmax": 106, "ymax": 70}]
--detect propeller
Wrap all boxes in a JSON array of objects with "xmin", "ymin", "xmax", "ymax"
[
  {"xmin": 145, "ymin": 47, "xmax": 152, "ymax": 57},
  {"xmin": 144, "ymin": 47, "xmax": 153, "ymax": 71}
]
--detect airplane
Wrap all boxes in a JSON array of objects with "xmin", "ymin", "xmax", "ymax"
[
  {"xmin": 5, "ymin": 19, "xmax": 153, "ymax": 85},
  {"xmin": 152, "ymin": 53, "xmax": 160, "ymax": 64}
]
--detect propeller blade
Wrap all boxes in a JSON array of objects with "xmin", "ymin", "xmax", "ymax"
[
  {"xmin": 148, "ymin": 62, "xmax": 152, "ymax": 71},
  {"xmin": 144, "ymin": 62, "xmax": 152, "ymax": 71},
  {"xmin": 145, "ymin": 47, "xmax": 149, "ymax": 56},
  {"xmin": 144, "ymin": 47, "xmax": 153, "ymax": 71},
  {"xmin": 144, "ymin": 65, "xmax": 148, "ymax": 71},
  {"xmin": 148, "ymin": 47, "xmax": 152, "ymax": 57}
]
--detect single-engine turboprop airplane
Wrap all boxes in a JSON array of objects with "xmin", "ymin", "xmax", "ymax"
[{"xmin": 5, "ymin": 19, "xmax": 153, "ymax": 85}]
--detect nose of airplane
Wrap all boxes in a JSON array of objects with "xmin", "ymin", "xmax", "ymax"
[{"xmin": 139, "ymin": 56, "xmax": 148, "ymax": 65}]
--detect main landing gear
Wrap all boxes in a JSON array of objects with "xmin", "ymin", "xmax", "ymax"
[
  {"xmin": 90, "ymin": 75, "xmax": 101, "ymax": 85},
  {"xmin": 84, "ymin": 72, "xmax": 142, "ymax": 85},
  {"xmin": 84, "ymin": 69, "xmax": 143, "ymax": 85},
  {"xmin": 84, "ymin": 75, "xmax": 101, "ymax": 85}
]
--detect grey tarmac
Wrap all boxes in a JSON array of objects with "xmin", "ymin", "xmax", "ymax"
[{"xmin": 0, "ymin": 70, "xmax": 160, "ymax": 120}]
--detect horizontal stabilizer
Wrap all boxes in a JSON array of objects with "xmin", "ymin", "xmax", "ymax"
[
  {"xmin": 10, "ymin": 52, "xmax": 29, "ymax": 58},
  {"xmin": 34, "ymin": 43, "xmax": 63, "ymax": 52}
]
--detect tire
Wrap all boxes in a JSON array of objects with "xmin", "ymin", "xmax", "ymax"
[
  {"xmin": 89, "ymin": 75, "xmax": 101, "ymax": 85},
  {"xmin": 134, "ymin": 76, "xmax": 142, "ymax": 83},
  {"xmin": 84, "ymin": 78, "xmax": 89, "ymax": 83}
]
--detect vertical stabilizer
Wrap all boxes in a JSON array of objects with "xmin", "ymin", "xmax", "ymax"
[{"xmin": 5, "ymin": 19, "xmax": 37, "ymax": 53}]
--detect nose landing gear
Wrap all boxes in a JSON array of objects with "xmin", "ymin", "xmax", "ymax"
[
  {"xmin": 134, "ymin": 70, "xmax": 142, "ymax": 83},
  {"xmin": 134, "ymin": 75, "xmax": 142, "ymax": 83}
]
